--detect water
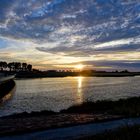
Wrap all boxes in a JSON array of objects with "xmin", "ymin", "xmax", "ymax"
[{"xmin": 0, "ymin": 76, "xmax": 140, "ymax": 117}]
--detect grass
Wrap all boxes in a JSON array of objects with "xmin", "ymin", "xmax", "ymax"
[
  {"xmin": 1, "ymin": 96, "xmax": 140, "ymax": 137},
  {"xmin": 61, "ymin": 97, "xmax": 140, "ymax": 117},
  {"xmin": 78, "ymin": 125, "xmax": 140, "ymax": 140}
]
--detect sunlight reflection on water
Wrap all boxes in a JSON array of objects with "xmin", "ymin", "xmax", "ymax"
[
  {"xmin": 0, "ymin": 76, "xmax": 140, "ymax": 117},
  {"xmin": 77, "ymin": 77, "xmax": 83, "ymax": 104}
]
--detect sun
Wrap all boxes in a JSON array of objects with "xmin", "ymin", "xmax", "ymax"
[{"xmin": 75, "ymin": 64, "xmax": 84, "ymax": 70}]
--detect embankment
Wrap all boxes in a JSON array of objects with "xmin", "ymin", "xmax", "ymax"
[{"xmin": 0, "ymin": 80, "xmax": 15, "ymax": 99}]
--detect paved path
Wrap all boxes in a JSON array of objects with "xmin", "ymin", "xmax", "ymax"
[{"xmin": 1, "ymin": 118, "xmax": 140, "ymax": 140}]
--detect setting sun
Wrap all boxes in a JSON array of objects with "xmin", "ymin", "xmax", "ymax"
[{"xmin": 75, "ymin": 64, "xmax": 84, "ymax": 70}]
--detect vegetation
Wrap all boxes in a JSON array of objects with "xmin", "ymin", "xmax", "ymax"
[
  {"xmin": 0, "ymin": 61, "xmax": 32, "ymax": 72},
  {"xmin": 0, "ymin": 61, "xmax": 140, "ymax": 78},
  {"xmin": 61, "ymin": 97, "xmax": 140, "ymax": 117},
  {"xmin": 4, "ymin": 96, "xmax": 140, "ymax": 118},
  {"xmin": 1, "ymin": 96, "xmax": 140, "ymax": 136},
  {"xmin": 78, "ymin": 125, "xmax": 140, "ymax": 140}
]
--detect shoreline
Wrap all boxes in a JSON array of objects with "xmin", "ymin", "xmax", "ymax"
[
  {"xmin": 1, "ymin": 71, "xmax": 140, "ymax": 78},
  {"xmin": 15, "ymin": 73, "xmax": 140, "ymax": 78},
  {"xmin": 14, "ymin": 75, "xmax": 140, "ymax": 81},
  {"xmin": 0, "ymin": 80, "xmax": 15, "ymax": 100},
  {"xmin": 1, "ymin": 96, "xmax": 140, "ymax": 136}
]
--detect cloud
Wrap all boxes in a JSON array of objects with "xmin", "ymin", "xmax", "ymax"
[
  {"xmin": 69, "ymin": 60, "xmax": 140, "ymax": 71},
  {"xmin": 0, "ymin": 0, "xmax": 140, "ymax": 70},
  {"xmin": 0, "ymin": 0, "xmax": 140, "ymax": 41}
]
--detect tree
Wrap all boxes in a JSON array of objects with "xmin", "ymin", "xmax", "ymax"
[
  {"xmin": 7, "ymin": 63, "xmax": 13, "ymax": 71},
  {"xmin": 0, "ymin": 62, "xmax": 3, "ymax": 71},
  {"xmin": 1, "ymin": 61, "xmax": 33, "ymax": 72},
  {"xmin": 7, "ymin": 62, "xmax": 15, "ymax": 71},
  {"xmin": 0, "ymin": 61, "xmax": 7, "ymax": 71},
  {"xmin": 27, "ymin": 64, "xmax": 32, "ymax": 71},
  {"xmin": 2, "ymin": 62, "xmax": 7, "ymax": 70},
  {"xmin": 11, "ymin": 62, "xmax": 15, "ymax": 71},
  {"xmin": 22, "ymin": 63, "xmax": 27, "ymax": 71},
  {"xmin": 14, "ymin": 62, "xmax": 21, "ymax": 71}
]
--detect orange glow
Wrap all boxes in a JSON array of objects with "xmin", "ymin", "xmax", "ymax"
[{"xmin": 75, "ymin": 64, "xmax": 84, "ymax": 70}]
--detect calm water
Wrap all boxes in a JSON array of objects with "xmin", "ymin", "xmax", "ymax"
[{"xmin": 0, "ymin": 76, "xmax": 140, "ymax": 117}]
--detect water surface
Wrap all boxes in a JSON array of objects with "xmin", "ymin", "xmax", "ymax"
[{"xmin": 0, "ymin": 76, "xmax": 140, "ymax": 116}]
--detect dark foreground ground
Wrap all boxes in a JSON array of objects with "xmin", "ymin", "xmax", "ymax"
[
  {"xmin": 0, "ymin": 80, "xmax": 16, "ymax": 104},
  {"xmin": 0, "ymin": 80, "xmax": 15, "ymax": 100},
  {"xmin": 0, "ymin": 113, "xmax": 121, "ymax": 136},
  {"xmin": 78, "ymin": 124, "xmax": 140, "ymax": 140},
  {"xmin": 1, "ymin": 97, "xmax": 140, "ymax": 137}
]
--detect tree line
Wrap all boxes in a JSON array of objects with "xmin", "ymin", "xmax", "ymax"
[{"xmin": 0, "ymin": 61, "xmax": 32, "ymax": 72}]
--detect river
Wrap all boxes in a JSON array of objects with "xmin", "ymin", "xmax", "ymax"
[{"xmin": 0, "ymin": 76, "xmax": 140, "ymax": 116}]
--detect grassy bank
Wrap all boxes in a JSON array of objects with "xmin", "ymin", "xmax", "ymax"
[
  {"xmin": 2, "ymin": 96, "xmax": 140, "ymax": 119},
  {"xmin": 78, "ymin": 125, "xmax": 140, "ymax": 140},
  {"xmin": 1, "ymin": 96, "xmax": 140, "ymax": 136},
  {"xmin": 61, "ymin": 97, "xmax": 140, "ymax": 117}
]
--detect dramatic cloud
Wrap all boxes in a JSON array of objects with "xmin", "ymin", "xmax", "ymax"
[{"xmin": 0, "ymin": 0, "xmax": 140, "ymax": 70}]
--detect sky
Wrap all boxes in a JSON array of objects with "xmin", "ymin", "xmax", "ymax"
[{"xmin": 0, "ymin": 0, "xmax": 140, "ymax": 71}]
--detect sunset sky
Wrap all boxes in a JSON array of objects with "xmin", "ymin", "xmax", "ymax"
[{"xmin": 0, "ymin": 0, "xmax": 140, "ymax": 71}]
